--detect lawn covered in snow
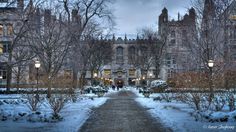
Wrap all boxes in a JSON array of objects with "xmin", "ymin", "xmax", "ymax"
[
  {"xmin": 0, "ymin": 88, "xmax": 118, "ymax": 132},
  {"xmin": 128, "ymin": 87, "xmax": 236, "ymax": 132}
]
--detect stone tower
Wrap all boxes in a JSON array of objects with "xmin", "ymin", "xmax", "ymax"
[
  {"xmin": 17, "ymin": 0, "xmax": 24, "ymax": 11},
  {"xmin": 158, "ymin": 7, "xmax": 168, "ymax": 35}
]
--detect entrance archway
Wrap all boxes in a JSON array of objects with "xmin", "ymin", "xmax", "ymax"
[{"xmin": 115, "ymin": 79, "xmax": 124, "ymax": 88}]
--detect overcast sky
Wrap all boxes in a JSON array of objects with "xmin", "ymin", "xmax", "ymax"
[{"xmin": 112, "ymin": 0, "xmax": 192, "ymax": 38}]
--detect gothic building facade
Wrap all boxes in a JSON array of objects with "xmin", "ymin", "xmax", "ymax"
[
  {"xmin": 84, "ymin": 36, "xmax": 157, "ymax": 86},
  {"xmin": 158, "ymin": 7, "xmax": 197, "ymax": 80},
  {"xmin": 0, "ymin": 0, "xmax": 24, "ymax": 86}
]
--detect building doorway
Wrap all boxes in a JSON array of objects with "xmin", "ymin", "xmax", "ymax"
[{"xmin": 115, "ymin": 79, "xmax": 124, "ymax": 88}]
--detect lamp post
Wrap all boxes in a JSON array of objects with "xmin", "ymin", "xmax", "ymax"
[
  {"xmin": 208, "ymin": 60, "xmax": 214, "ymax": 100},
  {"xmin": 35, "ymin": 60, "xmax": 41, "ymax": 100},
  {"xmin": 149, "ymin": 73, "xmax": 153, "ymax": 86},
  {"xmin": 93, "ymin": 72, "xmax": 97, "ymax": 85}
]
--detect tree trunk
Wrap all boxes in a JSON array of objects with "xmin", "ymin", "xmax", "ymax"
[
  {"xmin": 6, "ymin": 51, "xmax": 13, "ymax": 93},
  {"xmin": 16, "ymin": 66, "xmax": 21, "ymax": 93},
  {"xmin": 80, "ymin": 72, "xmax": 86, "ymax": 89},
  {"xmin": 72, "ymin": 69, "xmax": 78, "ymax": 89},
  {"xmin": 47, "ymin": 76, "xmax": 52, "ymax": 98},
  {"xmin": 90, "ymin": 70, "xmax": 94, "ymax": 86}
]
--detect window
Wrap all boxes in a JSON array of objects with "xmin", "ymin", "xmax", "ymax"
[
  {"xmin": 171, "ymin": 30, "xmax": 175, "ymax": 38},
  {"xmin": 172, "ymin": 57, "xmax": 176, "ymax": 64},
  {"xmin": 1, "ymin": 42, "xmax": 11, "ymax": 53},
  {"xmin": 104, "ymin": 69, "xmax": 111, "ymax": 76},
  {"xmin": 116, "ymin": 47, "xmax": 123, "ymax": 63},
  {"xmin": 182, "ymin": 30, "xmax": 187, "ymax": 47},
  {"xmin": 140, "ymin": 46, "xmax": 148, "ymax": 55},
  {"xmin": 169, "ymin": 39, "xmax": 176, "ymax": 46},
  {"xmin": 129, "ymin": 69, "xmax": 135, "ymax": 76},
  {"xmin": 0, "ymin": 67, "xmax": 7, "ymax": 80},
  {"xmin": 231, "ymin": 54, "xmax": 236, "ymax": 61},
  {"xmin": 7, "ymin": 24, "xmax": 13, "ymax": 36},
  {"xmin": 0, "ymin": 24, "xmax": 3, "ymax": 36},
  {"xmin": 128, "ymin": 46, "xmax": 135, "ymax": 63},
  {"xmin": 0, "ymin": 43, "xmax": 2, "ymax": 53}
]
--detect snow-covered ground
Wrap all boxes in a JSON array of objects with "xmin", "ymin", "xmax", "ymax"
[
  {"xmin": 0, "ymin": 88, "xmax": 118, "ymax": 132},
  {"xmin": 1, "ymin": 87, "xmax": 235, "ymax": 132},
  {"xmin": 128, "ymin": 87, "xmax": 236, "ymax": 132}
]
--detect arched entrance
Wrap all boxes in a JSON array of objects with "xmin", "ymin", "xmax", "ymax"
[{"xmin": 115, "ymin": 79, "xmax": 124, "ymax": 88}]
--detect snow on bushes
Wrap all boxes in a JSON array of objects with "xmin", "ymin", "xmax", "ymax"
[
  {"xmin": 192, "ymin": 110, "xmax": 236, "ymax": 123},
  {"xmin": 151, "ymin": 91, "xmax": 236, "ymax": 123}
]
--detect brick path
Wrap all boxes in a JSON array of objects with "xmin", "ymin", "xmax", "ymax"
[{"xmin": 79, "ymin": 90, "xmax": 172, "ymax": 132}]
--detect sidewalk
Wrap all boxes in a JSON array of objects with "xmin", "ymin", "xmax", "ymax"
[{"xmin": 79, "ymin": 90, "xmax": 172, "ymax": 132}]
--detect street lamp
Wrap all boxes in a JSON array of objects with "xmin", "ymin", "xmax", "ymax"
[
  {"xmin": 208, "ymin": 60, "xmax": 214, "ymax": 68},
  {"xmin": 149, "ymin": 73, "xmax": 153, "ymax": 86},
  {"xmin": 149, "ymin": 73, "xmax": 153, "ymax": 78},
  {"xmin": 142, "ymin": 76, "xmax": 145, "ymax": 80},
  {"xmin": 208, "ymin": 59, "xmax": 214, "ymax": 100},
  {"xmin": 35, "ymin": 60, "xmax": 41, "ymax": 100},
  {"xmin": 93, "ymin": 73, "xmax": 98, "ymax": 85},
  {"xmin": 94, "ymin": 73, "xmax": 97, "ymax": 78}
]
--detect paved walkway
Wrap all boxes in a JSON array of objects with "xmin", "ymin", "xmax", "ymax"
[{"xmin": 79, "ymin": 90, "xmax": 172, "ymax": 132}]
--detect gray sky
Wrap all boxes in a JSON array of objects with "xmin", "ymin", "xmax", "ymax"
[{"xmin": 112, "ymin": 0, "xmax": 192, "ymax": 38}]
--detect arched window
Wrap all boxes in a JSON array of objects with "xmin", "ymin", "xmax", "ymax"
[
  {"xmin": 128, "ymin": 46, "xmax": 135, "ymax": 63},
  {"xmin": 116, "ymin": 47, "xmax": 123, "ymax": 63}
]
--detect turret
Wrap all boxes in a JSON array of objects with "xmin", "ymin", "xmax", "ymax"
[
  {"xmin": 44, "ymin": 9, "xmax": 51, "ymax": 26},
  {"xmin": 158, "ymin": 7, "xmax": 168, "ymax": 35},
  {"xmin": 189, "ymin": 7, "xmax": 196, "ymax": 24},
  {"xmin": 72, "ymin": 9, "xmax": 78, "ymax": 22},
  {"xmin": 159, "ymin": 7, "xmax": 168, "ymax": 24},
  {"xmin": 112, "ymin": 34, "xmax": 116, "ymax": 43},
  {"xmin": 124, "ymin": 34, "xmax": 127, "ymax": 44},
  {"xmin": 71, "ymin": 9, "xmax": 81, "ymax": 27},
  {"xmin": 203, "ymin": 0, "xmax": 215, "ymax": 19},
  {"xmin": 17, "ymin": 0, "xmax": 24, "ymax": 11}
]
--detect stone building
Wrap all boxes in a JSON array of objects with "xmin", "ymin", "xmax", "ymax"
[
  {"xmin": 158, "ymin": 7, "xmax": 197, "ymax": 80},
  {"xmin": 0, "ymin": 0, "xmax": 24, "ymax": 86},
  {"xmin": 88, "ymin": 36, "xmax": 157, "ymax": 86}
]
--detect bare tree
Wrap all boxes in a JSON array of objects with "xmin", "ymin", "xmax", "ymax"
[
  {"xmin": 0, "ymin": 0, "xmax": 43, "ymax": 92},
  {"xmin": 137, "ymin": 27, "xmax": 168, "ymax": 80},
  {"xmin": 28, "ymin": 6, "xmax": 70, "ymax": 98},
  {"xmin": 61, "ymin": 0, "xmax": 114, "ymax": 89},
  {"xmin": 88, "ymin": 37, "xmax": 113, "ymax": 86}
]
